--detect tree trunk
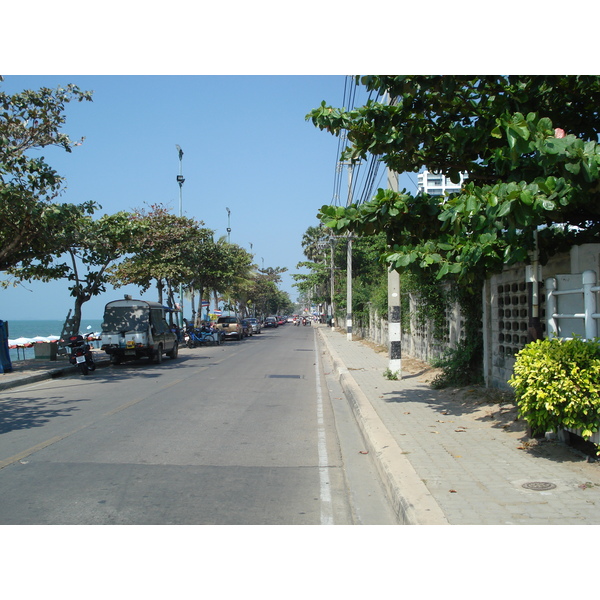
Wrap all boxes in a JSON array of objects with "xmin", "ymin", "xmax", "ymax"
[
  {"xmin": 70, "ymin": 294, "xmax": 88, "ymax": 338},
  {"xmin": 198, "ymin": 285, "xmax": 205, "ymax": 320},
  {"xmin": 190, "ymin": 286, "xmax": 196, "ymax": 322}
]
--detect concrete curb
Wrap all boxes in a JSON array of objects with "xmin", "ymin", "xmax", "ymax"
[
  {"xmin": 0, "ymin": 367, "xmax": 69, "ymax": 392},
  {"xmin": 317, "ymin": 328, "xmax": 449, "ymax": 525}
]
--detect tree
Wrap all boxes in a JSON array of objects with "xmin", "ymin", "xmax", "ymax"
[
  {"xmin": 301, "ymin": 225, "xmax": 328, "ymax": 262},
  {"xmin": 308, "ymin": 76, "xmax": 600, "ymax": 284},
  {"xmin": 295, "ymin": 223, "xmax": 388, "ymax": 321},
  {"xmin": 184, "ymin": 235, "xmax": 230, "ymax": 320},
  {"xmin": 307, "ymin": 76, "xmax": 600, "ymax": 385},
  {"xmin": 6, "ymin": 211, "xmax": 140, "ymax": 335},
  {"xmin": 220, "ymin": 243, "xmax": 258, "ymax": 316},
  {"xmin": 247, "ymin": 266, "xmax": 290, "ymax": 317},
  {"xmin": 108, "ymin": 204, "xmax": 210, "ymax": 308},
  {"xmin": 0, "ymin": 79, "xmax": 95, "ymax": 272}
]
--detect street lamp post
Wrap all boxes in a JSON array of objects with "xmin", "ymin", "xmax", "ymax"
[
  {"xmin": 176, "ymin": 145, "xmax": 185, "ymax": 328},
  {"xmin": 226, "ymin": 207, "xmax": 231, "ymax": 242}
]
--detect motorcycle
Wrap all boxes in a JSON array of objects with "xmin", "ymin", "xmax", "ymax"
[
  {"xmin": 67, "ymin": 334, "xmax": 96, "ymax": 375},
  {"xmin": 184, "ymin": 325, "xmax": 222, "ymax": 347}
]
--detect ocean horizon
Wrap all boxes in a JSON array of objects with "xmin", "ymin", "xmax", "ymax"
[{"xmin": 2, "ymin": 318, "xmax": 105, "ymax": 363}]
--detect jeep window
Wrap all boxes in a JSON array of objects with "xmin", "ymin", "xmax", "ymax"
[
  {"xmin": 150, "ymin": 309, "xmax": 170, "ymax": 334},
  {"xmin": 102, "ymin": 306, "xmax": 149, "ymax": 333}
]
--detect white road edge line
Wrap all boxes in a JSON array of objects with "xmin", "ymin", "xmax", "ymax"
[{"xmin": 314, "ymin": 329, "xmax": 333, "ymax": 525}]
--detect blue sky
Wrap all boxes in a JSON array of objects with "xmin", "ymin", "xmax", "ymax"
[
  {"xmin": 2, "ymin": 74, "xmax": 407, "ymax": 320},
  {"xmin": 1, "ymin": 3, "xmax": 590, "ymax": 323}
]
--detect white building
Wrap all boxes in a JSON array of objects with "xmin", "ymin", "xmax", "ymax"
[{"xmin": 417, "ymin": 170, "xmax": 468, "ymax": 196}]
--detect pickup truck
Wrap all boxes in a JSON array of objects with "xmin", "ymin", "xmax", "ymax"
[{"xmin": 215, "ymin": 316, "xmax": 244, "ymax": 341}]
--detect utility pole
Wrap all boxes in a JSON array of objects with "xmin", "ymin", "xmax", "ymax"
[
  {"xmin": 387, "ymin": 167, "xmax": 402, "ymax": 378},
  {"xmin": 330, "ymin": 237, "xmax": 335, "ymax": 327},
  {"xmin": 381, "ymin": 91, "xmax": 401, "ymax": 377},
  {"xmin": 346, "ymin": 160, "xmax": 357, "ymax": 341}
]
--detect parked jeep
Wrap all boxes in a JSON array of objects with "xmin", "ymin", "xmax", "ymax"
[{"xmin": 101, "ymin": 299, "xmax": 179, "ymax": 364}]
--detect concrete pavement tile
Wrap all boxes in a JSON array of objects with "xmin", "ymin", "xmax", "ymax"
[{"xmin": 317, "ymin": 325, "xmax": 600, "ymax": 524}]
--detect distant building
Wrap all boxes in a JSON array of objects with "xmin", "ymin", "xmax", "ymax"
[{"xmin": 417, "ymin": 170, "xmax": 468, "ymax": 196}]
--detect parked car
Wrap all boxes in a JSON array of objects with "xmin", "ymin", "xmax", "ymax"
[
  {"xmin": 246, "ymin": 317, "xmax": 262, "ymax": 334},
  {"xmin": 277, "ymin": 316, "xmax": 286, "ymax": 326},
  {"xmin": 100, "ymin": 298, "xmax": 178, "ymax": 364},
  {"xmin": 215, "ymin": 316, "xmax": 244, "ymax": 340},
  {"xmin": 263, "ymin": 316, "xmax": 278, "ymax": 328},
  {"xmin": 241, "ymin": 319, "xmax": 253, "ymax": 337}
]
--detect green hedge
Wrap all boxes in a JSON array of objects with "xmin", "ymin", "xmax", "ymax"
[{"xmin": 509, "ymin": 338, "xmax": 600, "ymax": 440}]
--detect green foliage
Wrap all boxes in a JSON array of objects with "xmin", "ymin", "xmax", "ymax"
[
  {"xmin": 401, "ymin": 271, "xmax": 449, "ymax": 340},
  {"xmin": 108, "ymin": 204, "xmax": 209, "ymax": 304},
  {"xmin": 431, "ymin": 338, "xmax": 484, "ymax": 389},
  {"xmin": 0, "ymin": 80, "xmax": 95, "ymax": 271},
  {"xmin": 383, "ymin": 368, "xmax": 399, "ymax": 380},
  {"xmin": 509, "ymin": 338, "xmax": 600, "ymax": 440},
  {"xmin": 6, "ymin": 209, "xmax": 144, "ymax": 335},
  {"xmin": 309, "ymin": 76, "xmax": 600, "ymax": 286}
]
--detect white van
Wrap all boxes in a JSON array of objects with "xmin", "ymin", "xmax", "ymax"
[{"xmin": 100, "ymin": 299, "xmax": 179, "ymax": 365}]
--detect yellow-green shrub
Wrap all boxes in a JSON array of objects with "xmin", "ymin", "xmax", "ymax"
[{"xmin": 508, "ymin": 338, "xmax": 600, "ymax": 439}]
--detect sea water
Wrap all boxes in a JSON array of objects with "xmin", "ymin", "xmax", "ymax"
[{"xmin": 3, "ymin": 318, "xmax": 104, "ymax": 362}]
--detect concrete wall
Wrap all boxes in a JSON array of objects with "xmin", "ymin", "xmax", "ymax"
[
  {"xmin": 485, "ymin": 244, "xmax": 600, "ymax": 389},
  {"xmin": 354, "ymin": 244, "xmax": 600, "ymax": 390}
]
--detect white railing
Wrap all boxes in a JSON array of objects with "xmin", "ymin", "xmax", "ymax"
[
  {"xmin": 545, "ymin": 270, "xmax": 600, "ymax": 340},
  {"xmin": 545, "ymin": 270, "xmax": 600, "ymax": 444}
]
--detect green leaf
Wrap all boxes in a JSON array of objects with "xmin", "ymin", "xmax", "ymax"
[
  {"xmin": 496, "ymin": 200, "xmax": 513, "ymax": 218},
  {"xmin": 436, "ymin": 263, "xmax": 449, "ymax": 279},
  {"xmin": 465, "ymin": 195, "xmax": 478, "ymax": 212},
  {"xmin": 541, "ymin": 200, "xmax": 555, "ymax": 211},
  {"xmin": 520, "ymin": 190, "xmax": 534, "ymax": 205}
]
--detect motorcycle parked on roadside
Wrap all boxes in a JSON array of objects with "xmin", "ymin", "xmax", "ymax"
[
  {"xmin": 184, "ymin": 325, "xmax": 222, "ymax": 347},
  {"xmin": 67, "ymin": 334, "xmax": 96, "ymax": 375}
]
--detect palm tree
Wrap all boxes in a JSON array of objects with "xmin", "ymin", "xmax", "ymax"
[{"xmin": 301, "ymin": 225, "xmax": 329, "ymax": 262}]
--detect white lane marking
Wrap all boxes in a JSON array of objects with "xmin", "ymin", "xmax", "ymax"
[{"xmin": 314, "ymin": 330, "xmax": 333, "ymax": 525}]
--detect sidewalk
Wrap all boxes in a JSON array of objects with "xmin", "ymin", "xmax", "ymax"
[
  {"xmin": 0, "ymin": 350, "xmax": 110, "ymax": 391},
  {"xmin": 317, "ymin": 325, "xmax": 600, "ymax": 525}
]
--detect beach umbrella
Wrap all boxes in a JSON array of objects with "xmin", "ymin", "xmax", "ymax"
[
  {"xmin": 46, "ymin": 335, "xmax": 60, "ymax": 342},
  {"xmin": 9, "ymin": 337, "xmax": 34, "ymax": 347},
  {"xmin": 31, "ymin": 336, "xmax": 51, "ymax": 343}
]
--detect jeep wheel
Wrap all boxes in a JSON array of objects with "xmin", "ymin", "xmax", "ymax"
[
  {"xmin": 167, "ymin": 341, "xmax": 178, "ymax": 359},
  {"xmin": 153, "ymin": 344, "xmax": 163, "ymax": 364}
]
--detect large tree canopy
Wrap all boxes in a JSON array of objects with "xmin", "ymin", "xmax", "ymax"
[
  {"xmin": 6, "ymin": 210, "xmax": 140, "ymax": 335},
  {"xmin": 107, "ymin": 204, "xmax": 211, "ymax": 306},
  {"xmin": 0, "ymin": 80, "xmax": 95, "ymax": 272},
  {"xmin": 308, "ymin": 76, "xmax": 600, "ymax": 284}
]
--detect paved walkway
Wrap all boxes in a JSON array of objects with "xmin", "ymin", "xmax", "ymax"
[
  {"xmin": 317, "ymin": 325, "xmax": 600, "ymax": 524},
  {"xmin": 0, "ymin": 350, "xmax": 110, "ymax": 391}
]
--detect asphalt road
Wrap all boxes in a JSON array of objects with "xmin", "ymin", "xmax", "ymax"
[{"xmin": 0, "ymin": 324, "xmax": 396, "ymax": 525}]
